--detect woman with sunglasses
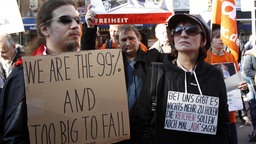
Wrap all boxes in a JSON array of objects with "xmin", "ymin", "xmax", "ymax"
[{"xmin": 131, "ymin": 14, "xmax": 230, "ymax": 144}]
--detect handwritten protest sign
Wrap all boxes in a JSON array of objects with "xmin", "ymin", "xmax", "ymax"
[
  {"xmin": 88, "ymin": 0, "xmax": 173, "ymax": 24},
  {"xmin": 0, "ymin": 0, "xmax": 24, "ymax": 34},
  {"xmin": 164, "ymin": 91, "xmax": 219, "ymax": 135},
  {"xmin": 23, "ymin": 49, "xmax": 130, "ymax": 144}
]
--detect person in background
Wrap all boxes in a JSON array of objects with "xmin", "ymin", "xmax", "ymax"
[
  {"xmin": 149, "ymin": 23, "xmax": 172, "ymax": 53},
  {"xmin": 115, "ymin": 25, "xmax": 157, "ymax": 111},
  {"xmin": 244, "ymin": 35, "xmax": 255, "ymax": 52},
  {"xmin": 0, "ymin": 0, "xmax": 81, "ymax": 143},
  {"xmin": 242, "ymin": 44, "xmax": 256, "ymax": 142},
  {"xmin": 131, "ymin": 13, "xmax": 230, "ymax": 144},
  {"xmin": 236, "ymin": 36, "xmax": 252, "ymax": 129},
  {"xmin": 205, "ymin": 24, "xmax": 249, "ymax": 144},
  {"xmin": 115, "ymin": 24, "xmax": 162, "ymax": 144},
  {"xmin": 237, "ymin": 38, "xmax": 245, "ymax": 63},
  {"xmin": 80, "ymin": 4, "xmax": 148, "ymax": 52},
  {"xmin": 102, "ymin": 24, "xmax": 120, "ymax": 49},
  {"xmin": 95, "ymin": 27, "xmax": 103, "ymax": 49},
  {"xmin": 0, "ymin": 34, "xmax": 24, "ymax": 90}
]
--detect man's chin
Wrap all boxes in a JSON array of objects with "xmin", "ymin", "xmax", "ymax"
[
  {"xmin": 64, "ymin": 41, "xmax": 79, "ymax": 52},
  {"xmin": 125, "ymin": 50, "xmax": 137, "ymax": 58}
]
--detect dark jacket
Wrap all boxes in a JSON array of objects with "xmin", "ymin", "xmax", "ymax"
[
  {"xmin": 80, "ymin": 23, "xmax": 97, "ymax": 50},
  {"xmin": 0, "ymin": 45, "xmax": 45, "ymax": 144},
  {"xmin": 0, "ymin": 47, "xmax": 24, "ymax": 90},
  {"xmin": 0, "ymin": 65, "xmax": 29, "ymax": 144},
  {"xmin": 131, "ymin": 55, "xmax": 230, "ymax": 144},
  {"xmin": 118, "ymin": 48, "xmax": 162, "ymax": 144},
  {"xmin": 125, "ymin": 48, "xmax": 162, "ymax": 85}
]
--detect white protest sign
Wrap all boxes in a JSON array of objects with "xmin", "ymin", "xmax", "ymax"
[
  {"xmin": 23, "ymin": 49, "xmax": 130, "ymax": 144},
  {"xmin": 164, "ymin": 91, "xmax": 219, "ymax": 135},
  {"xmin": 227, "ymin": 89, "xmax": 243, "ymax": 111},
  {"xmin": 0, "ymin": 0, "xmax": 24, "ymax": 34},
  {"xmin": 225, "ymin": 72, "xmax": 244, "ymax": 92}
]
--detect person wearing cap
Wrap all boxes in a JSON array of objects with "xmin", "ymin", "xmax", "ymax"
[{"xmin": 131, "ymin": 13, "xmax": 230, "ymax": 144}]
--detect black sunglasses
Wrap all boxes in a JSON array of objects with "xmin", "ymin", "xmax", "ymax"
[
  {"xmin": 171, "ymin": 25, "xmax": 201, "ymax": 37},
  {"xmin": 47, "ymin": 15, "xmax": 81, "ymax": 25}
]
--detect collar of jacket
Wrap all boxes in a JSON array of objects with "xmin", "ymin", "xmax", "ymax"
[
  {"xmin": 123, "ymin": 47, "xmax": 148, "ymax": 64},
  {"xmin": 123, "ymin": 47, "xmax": 149, "ymax": 77},
  {"xmin": 14, "ymin": 44, "xmax": 45, "ymax": 67}
]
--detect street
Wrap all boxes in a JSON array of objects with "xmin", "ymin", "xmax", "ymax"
[{"xmin": 237, "ymin": 117, "xmax": 255, "ymax": 144}]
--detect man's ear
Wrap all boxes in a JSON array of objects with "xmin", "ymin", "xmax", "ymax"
[
  {"xmin": 39, "ymin": 24, "xmax": 49, "ymax": 37},
  {"xmin": 201, "ymin": 39, "xmax": 207, "ymax": 47}
]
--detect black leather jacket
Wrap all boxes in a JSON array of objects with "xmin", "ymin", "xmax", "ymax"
[{"xmin": 0, "ymin": 65, "xmax": 30, "ymax": 144}]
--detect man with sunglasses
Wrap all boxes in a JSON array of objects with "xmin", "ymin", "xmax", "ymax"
[
  {"xmin": 0, "ymin": 0, "xmax": 81, "ymax": 143},
  {"xmin": 131, "ymin": 13, "xmax": 230, "ymax": 144}
]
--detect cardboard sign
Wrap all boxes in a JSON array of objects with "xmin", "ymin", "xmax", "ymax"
[
  {"xmin": 87, "ymin": 0, "xmax": 173, "ymax": 24},
  {"xmin": 227, "ymin": 89, "xmax": 243, "ymax": 111},
  {"xmin": 23, "ymin": 49, "xmax": 130, "ymax": 144},
  {"xmin": 164, "ymin": 91, "xmax": 219, "ymax": 135},
  {"xmin": 0, "ymin": 0, "xmax": 24, "ymax": 34}
]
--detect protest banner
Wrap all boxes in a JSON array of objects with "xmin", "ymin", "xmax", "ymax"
[
  {"xmin": 0, "ymin": 0, "xmax": 24, "ymax": 34},
  {"xmin": 86, "ymin": 0, "xmax": 174, "ymax": 24},
  {"xmin": 212, "ymin": 0, "xmax": 239, "ymax": 60},
  {"xmin": 23, "ymin": 49, "xmax": 130, "ymax": 144},
  {"xmin": 164, "ymin": 91, "xmax": 219, "ymax": 135}
]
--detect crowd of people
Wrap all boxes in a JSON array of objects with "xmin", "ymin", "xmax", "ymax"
[{"xmin": 0, "ymin": 0, "xmax": 256, "ymax": 144}]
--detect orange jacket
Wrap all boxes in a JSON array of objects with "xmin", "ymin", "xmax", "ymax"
[
  {"xmin": 205, "ymin": 50, "xmax": 239, "ymax": 123},
  {"xmin": 100, "ymin": 41, "xmax": 148, "ymax": 52}
]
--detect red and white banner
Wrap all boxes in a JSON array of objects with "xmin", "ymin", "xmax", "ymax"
[
  {"xmin": 212, "ymin": 0, "xmax": 239, "ymax": 60},
  {"xmin": 94, "ymin": 13, "xmax": 172, "ymax": 24},
  {"xmin": 88, "ymin": 0, "xmax": 174, "ymax": 24}
]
